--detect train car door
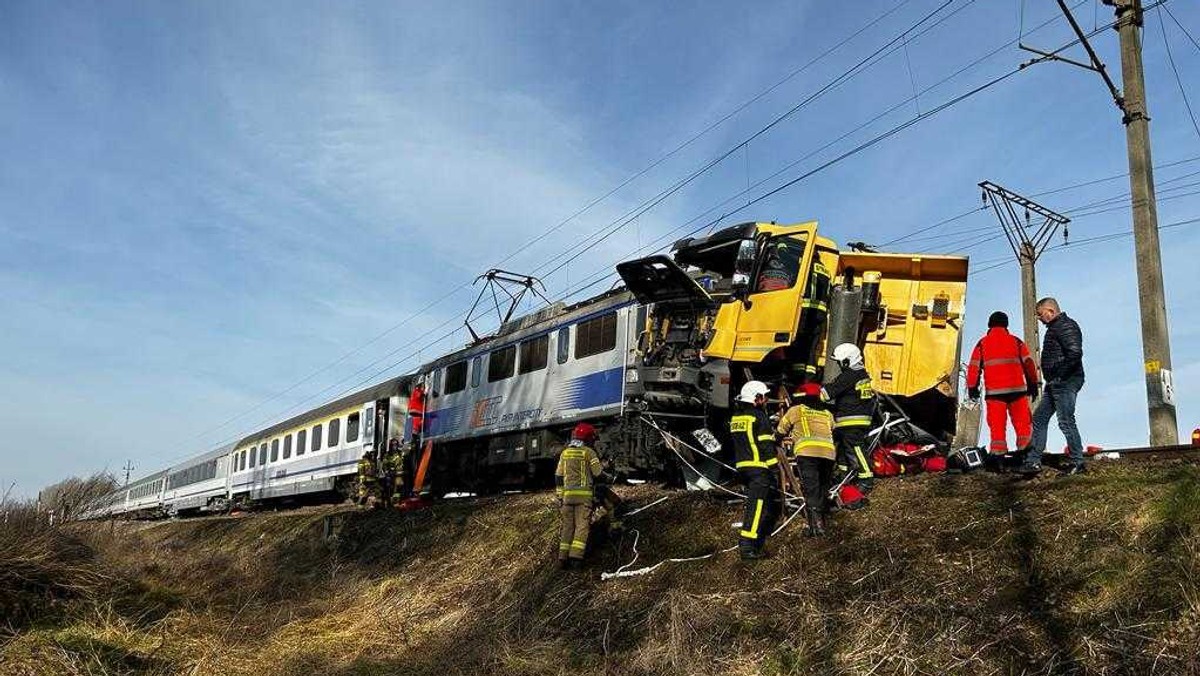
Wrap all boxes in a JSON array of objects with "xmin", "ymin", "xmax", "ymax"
[{"xmin": 372, "ymin": 399, "xmax": 390, "ymax": 454}]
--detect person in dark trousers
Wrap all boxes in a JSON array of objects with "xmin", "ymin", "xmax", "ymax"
[
  {"xmin": 966, "ymin": 311, "xmax": 1040, "ymax": 458},
  {"xmin": 730, "ymin": 381, "xmax": 781, "ymax": 560},
  {"xmin": 777, "ymin": 382, "xmax": 836, "ymax": 537},
  {"xmin": 821, "ymin": 343, "xmax": 876, "ymax": 492},
  {"xmin": 555, "ymin": 423, "xmax": 604, "ymax": 569},
  {"xmin": 1021, "ymin": 297, "xmax": 1086, "ymax": 476}
]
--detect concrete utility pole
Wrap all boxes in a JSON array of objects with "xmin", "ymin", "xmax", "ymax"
[
  {"xmin": 1022, "ymin": 0, "xmax": 1179, "ymax": 446},
  {"xmin": 978, "ymin": 181, "xmax": 1070, "ymax": 370},
  {"xmin": 1019, "ymin": 243, "xmax": 1040, "ymax": 367},
  {"xmin": 1110, "ymin": 0, "xmax": 1178, "ymax": 445}
]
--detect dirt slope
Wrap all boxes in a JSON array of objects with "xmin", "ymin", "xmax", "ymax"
[{"xmin": 3, "ymin": 458, "xmax": 1200, "ymax": 675}]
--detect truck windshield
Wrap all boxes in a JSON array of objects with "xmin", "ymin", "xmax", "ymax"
[{"xmin": 754, "ymin": 236, "xmax": 806, "ymax": 293}]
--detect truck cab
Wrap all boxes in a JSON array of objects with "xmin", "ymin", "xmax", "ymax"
[{"xmin": 617, "ymin": 220, "xmax": 969, "ymax": 443}]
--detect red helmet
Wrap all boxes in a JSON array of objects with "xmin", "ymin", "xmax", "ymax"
[{"xmin": 571, "ymin": 422, "xmax": 597, "ymax": 444}]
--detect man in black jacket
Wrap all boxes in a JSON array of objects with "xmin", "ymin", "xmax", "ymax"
[{"xmin": 1021, "ymin": 297, "xmax": 1087, "ymax": 476}]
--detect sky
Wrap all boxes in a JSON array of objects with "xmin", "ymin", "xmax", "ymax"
[{"xmin": 1, "ymin": 0, "xmax": 1198, "ymax": 497}]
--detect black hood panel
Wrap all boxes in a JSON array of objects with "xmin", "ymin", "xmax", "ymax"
[{"xmin": 615, "ymin": 255, "xmax": 716, "ymax": 307}]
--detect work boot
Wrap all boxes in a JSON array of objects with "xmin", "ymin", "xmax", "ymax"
[
  {"xmin": 740, "ymin": 548, "xmax": 768, "ymax": 561},
  {"xmin": 558, "ymin": 558, "xmax": 570, "ymax": 570},
  {"xmin": 1018, "ymin": 462, "xmax": 1042, "ymax": 477},
  {"xmin": 1060, "ymin": 463, "xmax": 1087, "ymax": 476},
  {"xmin": 804, "ymin": 511, "xmax": 826, "ymax": 538}
]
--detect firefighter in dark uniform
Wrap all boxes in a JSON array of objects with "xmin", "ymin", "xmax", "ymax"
[
  {"xmin": 821, "ymin": 343, "xmax": 876, "ymax": 492},
  {"xmin": 356, "ymin": 448, "xmax": 380, "ymax": 508},
  {"xmin": 555, "ymin": 423, "xmax": 604, "ymax": 569},
  {"xmin": 730, "ymin": 381, "xmax": 781, "ymax": 560},
  {"xmin": 788, "ymin": 258, "xmax": 833, "ymax": 388},
  {"xmin": 382, "ymin": 438, "xmax": 405, "ymax": 508}
]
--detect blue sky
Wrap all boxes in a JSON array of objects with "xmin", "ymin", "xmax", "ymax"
[{"xmin": 2, "ymin": 0, "xmax": 1198, "ymax": 496}]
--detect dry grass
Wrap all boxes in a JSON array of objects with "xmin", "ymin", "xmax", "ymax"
[{"xmin": 3, "ymin": 460, "xmax": 1200, "ymax": 675}]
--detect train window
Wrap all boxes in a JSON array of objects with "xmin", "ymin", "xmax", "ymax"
[
  {"xmin": 271, "ymin": 439, "xmax": 279, "ymax": 462},
  {"xmin": 444, "ymin": 361, "xmax": 468, "ymax": 394},
  {"xmin": 519, "ymin": 335, "xmax": 548, "ymax": 374},
  {"xmin": 488, "ymin": 345, "xmax": 516, "ymax": 382},
  {"xmin": 471, "ymin": 356, "xmax": 483, "ymax": 387},
  {"xmin": 297, "ymin": 430, "xmax": 307, "ymax": 456},
  {"xmin": 283, "ymin": 434, "xmax": 293, "ymax": 459},
  {"xmin": 312, "ymin": 424, "xmax": 323, "ymax": 451},
  {"xmin": 557, "ymin": 327, "xmax": 570, "ymax": 364},
  {"xmin": 259, "ymin": 443, "xmax": 267, "ymax": 465},
  {"xmin": 249, "ymin": 447, "xmax": 256, "ymax": 468},
  {"xmin": 431, "ymin": 368, "xmax": 443, "ymax": 396},
  {"xmin": 328, "ymin": 418, "xmax": 341, "ymax": 447},
  {"xmin": 347, "ymin": 413, "xmax": 361, "ymax": 442},
  {"xmin": 575, "ymin": 312, "xmax": 617, "ymax": 359}
]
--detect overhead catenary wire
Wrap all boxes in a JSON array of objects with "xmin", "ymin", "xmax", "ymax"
[
  {"xmin": 531, "ymin": 0, "xmax": 975, "ymax": 282},
  {"xmin": 555, "ymin": 6, "xmax": 1100, "ymax": 302},
  {"xmin": 1156, "ymin": 6, "xmax": 1200, "ymax": 147},
  {"xmin": 1162, "ymin": 5, "xmax": 1200, "ymax": 54},
  {"xmin": 969, "ymin": 214, "xmax": 1200, "ymax": 276}
]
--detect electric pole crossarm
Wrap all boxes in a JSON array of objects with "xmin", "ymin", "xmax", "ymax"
[
  {"xmin": 1058, "ymin": 0, "xmax": 1124, "ymax": 108},
  {"xmin": 978, "ymin": 181, "xmax": 1072, "ymax": 372},
  {"xmin": 1019, "ymin": 44, "xmax": 1102, "ymax": 73}
]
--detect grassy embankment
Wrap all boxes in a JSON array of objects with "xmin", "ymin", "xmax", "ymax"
[{"xmin": 2, "ymin": 459, "xmax": 1200, "ymax": 675}]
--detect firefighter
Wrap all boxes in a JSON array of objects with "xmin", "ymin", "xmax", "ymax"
[
  {"xmin": 407, "ymin": 380, "xmax": 426, "ymax": 443},
  {"xmin": 355, "ymin": 449, "xmax": 380, "ymax": 508},
  {"xmin": 756, "ymin": 241, "xmax": 799, "ymax": 292},
  {"xmin": 787, "ymin": 259, "xmax": 832, "ymax": 388},
  {"xmin": 382, "ymin": 438, "xmax": 405, "ymax": 507},
  {"xmin": 966, "ymin": 311, "xmax": 1040, "ymax": 460},
  {"xmin": 555, "ymin": 423, "xmax": 604, "ymax": 569},
  {"xmin": 821, "ymin": 343, "xmax": 875, "ymax": 493},
  {"xmin": 777, "ymin": 382, "xmax": 836, "ymax": 537},
  {"xmin": 730, "ymin": 381, "xmax": 782, "ymax": 560}
]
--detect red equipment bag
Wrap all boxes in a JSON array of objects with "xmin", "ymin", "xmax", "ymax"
[
  {"xmin": 838, "ymin": 483, "xmax": 867, "ymax": 509},
  {"xmin": 871, "ymin": 448, "xmax": 906, "ymax": 477},
  {"xmin": 921, "ymin": 455, "xmax": 948, "ymax": 472}
]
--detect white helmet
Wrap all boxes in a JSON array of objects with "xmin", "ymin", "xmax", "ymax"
[
  {"xmin": 832, "ymin": 343, "xmax": 864, "ymax": 370},
  {"xmin": 737, "ymin": 380, "xmax": 771, "ymax": 404}
]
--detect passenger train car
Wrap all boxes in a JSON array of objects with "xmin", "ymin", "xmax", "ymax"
[{"xmin": 80, "ymin": 377, "xmax": 414, "ymax": 519}]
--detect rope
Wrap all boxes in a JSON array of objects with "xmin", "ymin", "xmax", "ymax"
[
  {"xmin": 601, "ymin": 504, "xmax": 806, "ymax": 581},
  {"xmin": 623, "ymin": 496, "xmax": 668, "ymax": 517}
]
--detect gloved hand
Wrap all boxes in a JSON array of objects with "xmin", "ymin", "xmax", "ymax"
[
  {"xmin": 968, "ymin": 387, "xmax": 981, "ymax": 401},
  {"xmin": 1027, "ymin": 383, "xmax": 1039, "ymax": 398}
]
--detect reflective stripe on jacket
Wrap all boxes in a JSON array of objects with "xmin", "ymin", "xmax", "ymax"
[
  {"xmin": 966, "ymin": 327, "xmax": 1039, "ymax": 396},
  {"xmin": 555, "ymin": 441, "xmax": 602, "ymax": 505},
  {"xmin": 776, "ymin": 404, "xmax": 836, "ymax": 461},
  {"xmin": 729, "ymin": 404, "xmax": 779, "ymax": 469},
  {"xmin": 820, "ymin": 367, "xmax": 875, "ymax": 428}
]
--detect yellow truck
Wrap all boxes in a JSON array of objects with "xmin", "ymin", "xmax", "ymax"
[{"xmin": 616, "ymin": 220, "xmax": 969, "ymax": 444}]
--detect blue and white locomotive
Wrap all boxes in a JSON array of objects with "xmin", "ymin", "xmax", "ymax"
[{"xmin": 417, "ymin": 289, "xmax": 667, "ymax": 491}]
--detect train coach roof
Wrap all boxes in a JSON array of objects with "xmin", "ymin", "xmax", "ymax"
[
  {"xmin": 168, "ymin": 442, "xmax": 237, "ymax": 471},
  {"xmin": 233, "ymin": 375, "xmax": 413, "ymax": 448},
  {"xmin": 419, "ymin": 288, "xmax": 635, "ymax": 372}
]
